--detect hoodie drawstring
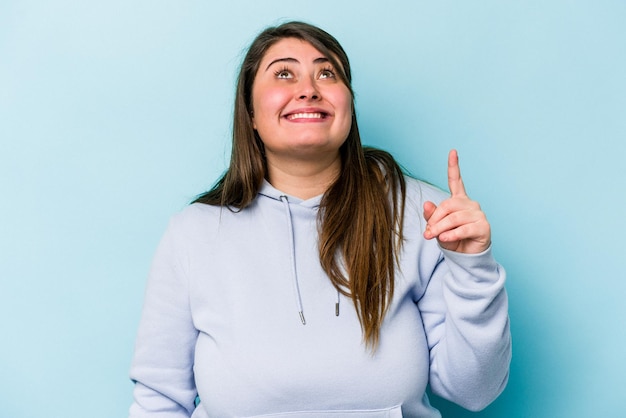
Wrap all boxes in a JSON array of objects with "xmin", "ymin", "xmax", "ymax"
[
  {"xmin": 280, "ymin": 194, "xmax": 341, "ymax": 324},
  {"xmin": 280, "ymin": 195, "xmax": 307, "ymax": 325}
]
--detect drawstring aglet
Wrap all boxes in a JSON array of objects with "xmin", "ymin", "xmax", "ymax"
[
  {"xmin": 335, "ymin": 302, "xmax": 340, "ymax": 317},
  {"xmin": 299, "ymin": 311, "xmax": 306, "ymax": 325}
]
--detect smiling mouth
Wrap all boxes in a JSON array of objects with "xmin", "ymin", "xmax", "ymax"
[{"xmin": 285, "ymin": 112, "xmax": 328, "ymax": 121}]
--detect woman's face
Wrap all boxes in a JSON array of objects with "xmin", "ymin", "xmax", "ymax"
[{"xmin": 251, "ymin": 38, "xmax": 352, "ymax": 163}]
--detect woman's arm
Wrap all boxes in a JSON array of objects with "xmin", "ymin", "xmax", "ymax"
[
  {"xmin": 418, "ymin": 150, "xmax": 511, "ymax": 410},
  {"xmin": 419, "ymin": 246, "xmax": 511, "ymax": 411},
  {"xmin": 129, "ymin": 215, "xmax": 199, "ymax": 417}
]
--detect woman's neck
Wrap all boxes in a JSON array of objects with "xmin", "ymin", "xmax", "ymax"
[{"xmin": 265, "ymin": 153, "xmax": 341, "ymax": 200}]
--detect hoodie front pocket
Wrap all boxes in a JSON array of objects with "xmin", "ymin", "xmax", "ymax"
[{"xmin": 245, "ymin": 404, "xmax": 403, "ymax": 418}]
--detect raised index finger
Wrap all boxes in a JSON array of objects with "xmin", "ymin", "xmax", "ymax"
[{"xmin": 448, "ymin": 149, "xmax": 467, "ymax": 197}]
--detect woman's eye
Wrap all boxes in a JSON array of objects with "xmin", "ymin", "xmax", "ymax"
[
  {"xmin": 275, "ymin": 69, "xmax": 292, "ymax": 79},
  {"xmin": 319, "ymin": 69, "xmax": 335, "ymax": 79}
]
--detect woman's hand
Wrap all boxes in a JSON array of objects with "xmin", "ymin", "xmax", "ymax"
[{"xmin": 423, "ymin": 150, "xmax": 491, "ymax": 254}]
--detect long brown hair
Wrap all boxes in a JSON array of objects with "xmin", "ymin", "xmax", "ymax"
[{"xmin": 194, "ymin": 21, "xmax": 407, "ymax": 349}]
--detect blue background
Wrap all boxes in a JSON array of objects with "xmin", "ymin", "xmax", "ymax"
[{"xmin": 1, "ymin": 1, "xmax": 624, "ymax": 417}]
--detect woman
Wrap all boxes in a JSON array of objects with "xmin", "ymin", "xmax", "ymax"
[{"xmin": 129, "ymin": 21, "xmax": 511, "ymax": 418}]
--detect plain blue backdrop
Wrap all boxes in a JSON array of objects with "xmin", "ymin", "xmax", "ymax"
[{"xmin": 1, "ymin": 1, "xmax": 625, "ymax": 417}]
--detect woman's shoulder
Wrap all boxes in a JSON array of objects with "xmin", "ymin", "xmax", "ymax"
[
  {"xmin": 404, "ymin": 176, "xmax": 449, "ymax": 206},
  {"xmin": 163, "ymin": 203, "xmax": 225, "ymax": 242},
  {"xmin": 172, "ymin": 202, "xmax": 222, "ymax": 221}
]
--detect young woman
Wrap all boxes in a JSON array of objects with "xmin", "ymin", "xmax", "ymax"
[{"xmin": 129, "ymin": 21, "xmax": 511, "ymax": 418}]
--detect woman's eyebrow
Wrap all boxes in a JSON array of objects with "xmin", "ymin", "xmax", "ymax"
[{"xmin": 265, "ymin": 57, "xmax": 329, "ymax": 71}]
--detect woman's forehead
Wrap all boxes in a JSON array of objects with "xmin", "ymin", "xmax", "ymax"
[{"xmin": 261, "ymin": 38, "xmax": 328, "ymax": 64}]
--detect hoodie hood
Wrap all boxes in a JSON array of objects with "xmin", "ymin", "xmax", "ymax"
[{"xmin": 258, "ymin": 179, "xmax": 324, "ymax": 208}]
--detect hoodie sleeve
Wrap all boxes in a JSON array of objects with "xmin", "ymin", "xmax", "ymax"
[
  {"xmin": 417, "ymin": 245, "xmax": 512, "ymax": 411},
  {"xmin": 129, "ymin": 215, "xmax": 199, "ymax": 418}
]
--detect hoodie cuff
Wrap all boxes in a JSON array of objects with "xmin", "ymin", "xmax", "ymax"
[{"xmin": 439, "ymin": 245, "xmax": 504, "ymax": 289}]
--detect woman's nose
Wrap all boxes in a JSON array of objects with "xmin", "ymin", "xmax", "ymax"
[{"xmin": 297, "ymin": 77, "xmax": 320, "ymax": 100}]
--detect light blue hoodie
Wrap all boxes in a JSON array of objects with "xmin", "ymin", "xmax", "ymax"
[{"xmin": 129, "ymin": 178, "xmax": 511, "ymax": 418}]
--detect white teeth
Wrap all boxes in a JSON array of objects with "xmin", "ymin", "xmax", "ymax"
[{"xmin": 288, "ymin": 112, "xmax": 324, "ymax": 120}]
